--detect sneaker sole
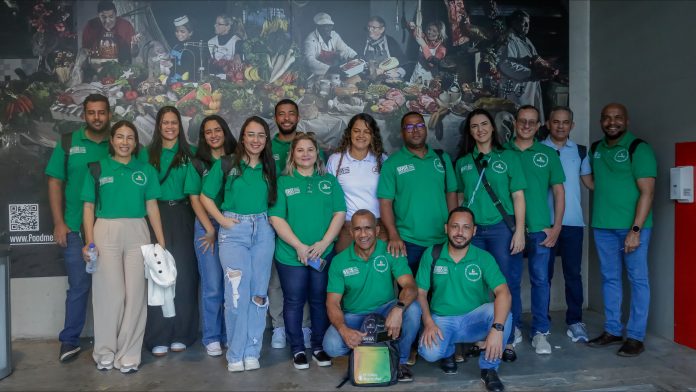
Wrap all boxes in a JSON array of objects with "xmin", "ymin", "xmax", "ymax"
[
  {"xmin": 271, "ymin": 342, "xmax": 287, "ymax": 349},
  {"xmin": 244, "ymin": 363, "xmax": 260, "ymax": 371},
  {"xmin": 59, "ymin": 347, "xmax": 81, "ymax": 362},
  {"xmin": 313, "ymin": 358, "xmax": 332, "ymax": 367},
  {"xmin": 398, "ymin": 377, "xmax": 414, "ymax": 383},
  {"xmin": 97, "ymin": 363, "xmax": 113, "ymax": 371},
  {"xmin": 207, "ymin": 350, "xmax": 223, "ymax": 357},
  {"xmin": 228, "ymin": 364, "xmax": 245, "ymax": 372},
  {"xmin": 567, "ymin": 329, "xmax": 589, "ymax": 343},
  {"xmin": 293, "ymin": 362, "xmax": 310, "ymax": 370}
]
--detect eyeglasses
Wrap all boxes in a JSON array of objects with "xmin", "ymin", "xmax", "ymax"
[
  {"xmin": 215, "ymin": 23, "xmax": 230, "ymax": 27},
  {"xmin": 402, "ymin": 123, "xmax": 427, "ymax": 133},
  {"xmin": 367, "ymin": 25, "xmax": 384, "ymax": 31},
  {"xmin": 516, "ymin": 119, "xmax": 538, "ymax": 127}
]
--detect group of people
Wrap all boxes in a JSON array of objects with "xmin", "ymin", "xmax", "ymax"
[{"xmin": 48, "ymin": 92, "xmax": 655, "ymax": 391}]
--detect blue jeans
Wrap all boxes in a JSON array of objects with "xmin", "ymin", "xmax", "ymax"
[
  {"xmin": 525, "ymin": 231, "xmax": 552, "ymax": 335},
  {"xmin": 276, "ymin": 250, "xmax": 336, "ymax": 355},
  {"xmin": 418, "ymin": 303, "xmax": 512, "ymax": 370},
  {"xmin": 218, "ymin": 212, "xmax": 275, "ymax": 363},
  {"xmin": 194, "ymin": 217, "xmax": 225, "ymax": 346},
  {"xmin": 59, "ymin": 231, "xmax": 91, "ymax": 346},
  {"xmin": 548, "ymin": 226, "xmax": 584, "ymax": 325},
  {"xmin": 323, "ymin": 300, "xmax": 423, "ymax": 364},
  {"xmin": 593, "ymin": 228, "xmax": 651, "ymax": 341},
  {"xmin": 472, "ymin": 221, "xmax": 522, "ymax": 344},
  {"xmin": 404, "ymin": 241, "xmax": 427, "ymax": 276}
]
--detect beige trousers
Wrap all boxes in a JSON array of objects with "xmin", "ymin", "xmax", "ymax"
[{"xmin": 92, "ymin": 218, "xmax": 149, "ymax": 370}]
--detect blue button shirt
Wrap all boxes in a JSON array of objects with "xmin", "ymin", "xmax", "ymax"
[{"xmin": 542, "ymin": 137, "xmax": 592, "ymax": 227}]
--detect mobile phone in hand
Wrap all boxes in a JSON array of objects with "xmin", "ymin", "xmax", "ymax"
[{"xmin": 307, "ymin": 256, "xmax": 326, "ymax": 272}]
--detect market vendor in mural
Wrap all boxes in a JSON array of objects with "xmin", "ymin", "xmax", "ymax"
[
  {"xmin": 81, "ymin": 0, "xmax": 141, "ymax": 64},
  {"xmin": 170, "ymin": 15, "xmax": 210, "ymax": 82},
  {"xmin": 362, "ymin": 16, "xmax": 407, "ymax": 81},
  {"xmin": 303, "ymin": 12, "xmax": 358, "ymax": 79}
]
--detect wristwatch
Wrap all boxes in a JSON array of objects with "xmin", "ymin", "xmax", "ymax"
[
  {"xmin": 395, "ymin": 301, "xmax": 406, "ymax": 309},
  {"xmin": 631, "ymin": 225, "xmax": 641, "ymax": 233},
  {"xmin": 491, "ymin": 323, "xmax": 504, "ymax": 332}
]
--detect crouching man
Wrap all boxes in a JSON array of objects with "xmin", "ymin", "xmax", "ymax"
[
  {"xmin": 417, "ymin": 207, "xmax": 512, "ymax": 392},
  {"xmin": 323, "ymin": 209, "xmax": 422, "ymax": 382}
]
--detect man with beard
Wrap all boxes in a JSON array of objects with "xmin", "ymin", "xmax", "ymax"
[
  {"xmin": 587, "ymin": 103, "xmax": 656, "ymax": 357},
  {"xmin": 416, "ymin": 207, "xmax": 512, "ymax": 392},
  {"xmin": 323, "ymin": 209, "xmax": 421, "ymax": 382},
  {"xmin": 304, "ymin": 12, "xmax": 358, "ymax": 78},
  {"xmin": 81, "ymin": 1, "xmax": 140, "ymax": 64},
  {"xmin": 45, "ymin": 94, "xmax": 112, "ymax": 362}
]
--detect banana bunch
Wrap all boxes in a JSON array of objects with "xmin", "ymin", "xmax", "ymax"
[
  {"xmin": 261, "ymin": 18, "xmax": 289, "ymax": 37},
  {"xmin": 243, "ymin": 66, "xmax": 261, "ymax": 81}
]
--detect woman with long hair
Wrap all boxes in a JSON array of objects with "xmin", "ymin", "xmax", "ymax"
[
  {"xmin": 326, "ymin": 113, "xmax": 388, "ymax": 253},
  {"xmin": 408, "ymin": 20, "xmax": 447, "ymax": 84},
  {"xmin": 142, "ymin": 106, "xmax": 199, "ymax": 357},
  {"xmin": 455, "ymin": 108, "xmax": 527, "ymax": 361},
  {"xmin": 184, "ymin": 115, "xmax": 237, "ymax": 357},
  {"xmin": 269, "ymin": 132, "xmax": 346, "ymax": 370},
  {"xmin": 81, "ymin": 120, "xmax": 165, "ymax": 373},
  {"xmin": 200, "ymin": 116, "xmax": 277, "ymax": 371}
]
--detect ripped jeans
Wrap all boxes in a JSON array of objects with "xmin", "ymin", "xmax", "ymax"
[{"xmin": 218, "ymin": 211, "xmax": 275, "ymax": 364}]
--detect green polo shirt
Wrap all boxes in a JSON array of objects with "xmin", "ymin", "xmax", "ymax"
[
  {"xmin": 201, "ymin": 158, "xmax": 269, "ymax": 214},
  {"xmin": 45, "ymin": 127, "xmax": 110, "ymax": 232},
  {"xmin": 140, "ymin": 143, "xmax": 195, "ymax": 201},
  {"xmin": 455, "ymin": 148, "xmax": 527, "ymax": 225},
  {"xmin": 416, "ymin": 243, "xmax": 506, "ymax": 316},
  {"xmin": 271, "ymin": 134, "xmax": 325, "ymax": 173},
  {"xmin": 505, "ymin": 140, "xmax": 565, "ymax": 233},
  {"xmin": 377, "ymin": 146, "xmax": 457, "ymax": 246},
  {"xmin": 327, "ymin": 240, "xmax": 412, "ymax": 314},
  {"xmin": 269, "ymin": 170, "xmax": 346, "ymax": 266},
  {"xmin": 80, "ymin": 157, "xmax": 161, "ymax": 218},
  {"xmin": 184, "ymin": 156, "xmax": 224, "ymax": 208},
  {"xmin": 591, "ymin": 132, "xmax": 657, "ymax": 229}
]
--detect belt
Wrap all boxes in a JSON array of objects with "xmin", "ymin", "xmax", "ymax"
[{"xmin": 158, "ymin": 198, "xmax": 189, "ymax": 206}]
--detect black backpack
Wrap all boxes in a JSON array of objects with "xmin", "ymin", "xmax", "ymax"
[
  {"xmin": 590, "ymin": 138, "xmax": 645, "ymax": 163},
  {"xmin": 338, "ymin": 313, "xmax": 399, "ymax": 388},
  {"xmin": 191, "ymin": 156, "xmax": 236, "ymax": 188}
]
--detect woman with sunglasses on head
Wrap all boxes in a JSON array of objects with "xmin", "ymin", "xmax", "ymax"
[
  {"xmin": 81, "ymin": 120, "xmax": 165, "ymax": 374},
  {"xmin": 455, "ymin": 108, "xmax": 527, "ymax": 361},
  {"xmin": 142, "ymin": 106, "xmax": 199, "ymax": 357},
  {"xmin": 184, "ymin": 115, "xmax": 237, "ymax": 357},
  {"xmin": 269, "ymin": 132, "xmax": 346, "ymax": 370},
  {"xmin": 200, "ymin": 116, "xmax": 277, "ymax": 372},
  {"xmin": 326, "ymin": 113, "xmax": 388, "ymax": 253}
]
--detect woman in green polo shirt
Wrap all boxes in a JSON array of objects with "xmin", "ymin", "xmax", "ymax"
[
  {"xmin": 142, "ymin": 106, "xmax": 199, "ymax": 357},
  {"xmin": 184, "ymin": 115, "xmax": 237, "ymax": 357},
  {"xmin": 200, "ymin": 116, "xmax": 277, "ymax": 372},
  {"xmin": 455, "ymin": 108, "xmax": 527, "ymax": 360},
  {"xmin": 269, "ymin": 132, "xmax": 346, "ymax": 370},
  {"xmin": 81, "ymin": 120, "xmax": 165, "ymax": 373}
]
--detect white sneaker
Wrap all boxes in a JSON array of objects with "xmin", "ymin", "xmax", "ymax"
[
  {"xmin": 96, "ymin": 360, "xmax": 113, "ymax": 371},
  {"xmin": 206, "ymin": 342, "xmax": 223, "ymax": 357},
  {"xmin": 244, "ymin": 357, "xmax": 260, "ymax": 371},
  {"xmin": 513, "ymin": 327, "xmax": 523, "ymax": 346},
  {"xmin": 170, "ymin": 342, "xmax": 186, "ymax": 352},
  {"xmin": 152, "ymin": 346, "xmax": 168, "ymax": 357},
  {"xmin": 532, "ymin": 332, "xmax": 552, "ymax": 355},
  {"xmin": 120, "ymin": 363, "xmax": 138, "ymax": 374},
  {"xmin": 227, "ymin": 361, "xmax": 244, "ymax": 372},
  {"xmin": 271, "ymin": 327, "xmax": 287, "ymax": 349},
  {"xmin": 302, "ymin": 327, "xmax": 312, "ymax": 349}
]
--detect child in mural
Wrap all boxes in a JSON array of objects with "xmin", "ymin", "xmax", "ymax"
[
  {"xmin": 408, "ymin": 20, "xmax": 447, "ymax": 85},
  {"xmin": 170, "ymin": 15, "xmax": 210, "ymax": 82}
]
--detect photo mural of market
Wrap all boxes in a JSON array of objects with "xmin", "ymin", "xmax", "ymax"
[{"xmin": 0, "ymin": 0, "xmax": 568, "ymax": 277}]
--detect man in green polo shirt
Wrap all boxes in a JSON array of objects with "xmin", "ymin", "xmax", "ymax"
[
  {"xmin": 504, "ymin": 105, "xmax": 565, "ymax": 355},
  {"xmin": 416, "ymin": 207, "xmax": 511, "ymax": 392},
  {"xmin": 587, "ymin": 103, "xmax": 656, "ymax": 357},
  {"xmin": 323, "ymin": 209, "xmax": 421, "ymax": 382},
  {"xmin": 45, "ymin": 94, "xmax": 111, "ymax": 362},
  {"xmin": 378, "ymin": 111, "xmax": 458, "ymax": 272}
]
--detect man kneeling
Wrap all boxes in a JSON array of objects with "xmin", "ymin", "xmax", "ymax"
[
  {"xmin": 416, "ymin": 207, "xmax": 512, "ymax": 392},
  {"xmin": 323, "ymin": 209, "xmax": 421, "ymax": 382}
]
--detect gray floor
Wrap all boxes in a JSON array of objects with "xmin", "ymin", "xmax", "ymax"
[{"xmin": 2, "ymin": 310, "xmax": 696, "ymax": 391}]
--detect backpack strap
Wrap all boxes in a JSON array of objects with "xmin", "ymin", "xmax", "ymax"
[
  {"xmin": 220, "ymin": 155, "xmax": 238, "ymax": 189},
  {"xmin": 577, "ymin": 144, "xmax": 587, "ymax": 162},
  {"xmin": 427, "ymin": 243, "xmax": 444, "ymax": 303},
  {"xmin": 61, "ymin": 132, "xmax": 73, "ymax": 181},
  {"xmin": 590, "ymin": 140, "xmax": 600, "ymax": 157},
  {"xmin": 628, "ymin": 138, "xmax": 645, "ymax": 161},
  {"xmin": 433, "ymin": 149, "xmax": 447, "ymax": 192},
  {"xmin": 87, "ymin": 161, "xmax": 102, "ymax": 211},
  {"xmin": 190, "ymin": 157, "xmax": 208, "ymax": 177},
  {"xmin": 473, "ymin": 154, "xmax": 516, "ymax": 232}
]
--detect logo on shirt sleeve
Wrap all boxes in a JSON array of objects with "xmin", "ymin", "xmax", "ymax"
[
  {"xmin": 318, "ymin": 180, "xmax": 332, "ymax": 195},
  {"xmin": 532, "ymin": 153, "xmax": 549, "ymax": 168},
  {"xmin": 397, "ymin": 164, "xmax": 415, "ymax": 175},
  {"xmin": 373, "ymin": 255, "xmax": 389, "ymax": 273},
  {"xmin": 614, "ymin": 149, "xmax": 629, "ymax": 162},
  {"xmin": 285, "ymin": 187, "xmax": 300, "ymax": 197},
  {"xmin": 342, "ymin": 267, "xmax": 360, "ymax": 277},
  {"xmin": 464, "ymin": 264, "xmax": 482, "ymax": 282},
  {"xmin": 433, "ymin": 158, "xmax": 445, "ymax": 173},
  {"xmin": 491, "ymin": 160, "xmax": 508, "ymax": 174},
  {"xmin": 131, "ymin": 171, "xmax": 147, "ymax": 186}
]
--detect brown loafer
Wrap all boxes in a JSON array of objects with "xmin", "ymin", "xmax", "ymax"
[
  {"xmin": 617, "ymin": 338, "xmax": 645, "ymax": 357},
  {"xmin": 587, "ymin": 331, "xmax": 623, "ymax": 347}
]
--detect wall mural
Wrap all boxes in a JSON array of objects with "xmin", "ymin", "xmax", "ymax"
[{"xmin": 0, "ymin": 0, "xmax": 568, "ymax": 277}]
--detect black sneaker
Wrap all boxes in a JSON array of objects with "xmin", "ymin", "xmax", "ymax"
[
  {"xmin": 481, "ymin": 369, "xmax": 505, "ymax": 392},
  {"xmin": 293, "ymin": 352, "xmax": 309, "ymax": 370},
  {"xmin": 59, "ymin": 343, "xmax": 81, "ymax": 362},
  {"xmin": 397, "ymin": 364, "xmax": 413, "ymax": 382},
  {"xmin": 312, "ymin": 350, "xmax": 332, "ymax": 367},
  {"xmin": 440, "ymin": 355, "xmax": 458, "ymax": 374}
]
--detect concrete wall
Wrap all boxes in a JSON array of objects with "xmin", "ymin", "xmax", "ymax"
[{"xmin": 587, "ymin": 1, "xmax": 696, "ymax": 340}]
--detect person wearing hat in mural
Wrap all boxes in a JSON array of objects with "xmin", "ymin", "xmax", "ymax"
[
  {"xmin": 304, "ymin": 12, "xmax": 358, "ymax": 78},
  {"xmin": 170, "ymin": 15, "xmax": 210, "ymax": 82}
]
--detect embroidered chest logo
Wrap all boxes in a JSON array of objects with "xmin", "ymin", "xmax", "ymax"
[
  {"xmin": 491, "ymin": 160, "xmax": 508, "ymax": 174},
  {"xmin": 593, "ymin": 151, "xmax": 601, "ymax": 159},
  {"xmin": 131, "ymin": 171, "xmax": 147, "ymax": 186},
  {"xmin": 397, "ymin": 164, "xmax": 415, "ymax": 175},
  {"xmin": 318, "ymin": 180, "xmax": 332, "ymax": 195},
  {"xmin": 373, "ymin": 255, "xmax": 389, "ymax": 273},
  {"xmin": 533, "ymin": 153, "xmax": 549, "ymax": 168},
  {"xmin": 69, "ymin": 146, "xmax": 86, "ymax": 155},
  {"xmin": 285, "ymin": 187, "xmax": 300, "ymax": 197},
  {"xmin": 338, "ymin": 167, "xmax": 350, "ymax": 175},
  {"xmin": 460, "ymin": 163, "xmax": 473, "ymax": 172},
  {"xmin": 99, "ymin": 176, "xmax": 114, "ymax": 186},
  {"xmin": 614, "ymin": 149, "xmax": 629, "ymax": 163},
  {"xmin": 372, "ymin": 165, "xmax": 379, "ymax": 174},
  {"xmin": 343, "ymin": 267, "xmax": 360, "ymax": 277},
  {"xmin": 433, "ymin": 265, "xmax": 448, "ymax": 275},
  {"xmin": 273, "ymin": 154, "xmax": 280, "ymax": 161},
  {"xmin": 433, "ymin": 158, "xmax": 445, "ymax": 173},
  {"xmin": 464, "ymin": 264, "xmax": 482, "ymax": 282}
]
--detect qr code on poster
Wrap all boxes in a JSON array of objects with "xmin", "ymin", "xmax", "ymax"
[{"xmin": 9, "ymin": 204, "xmax": 39, "ymax": 232}]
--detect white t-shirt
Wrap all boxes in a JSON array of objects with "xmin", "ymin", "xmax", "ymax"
[{"xmin": 326, "ymin": 150, "xmax": 387, "ymax": 220}]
